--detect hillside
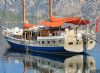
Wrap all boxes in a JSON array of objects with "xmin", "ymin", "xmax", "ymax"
[{"xmin": 0, "ymin": 0, "xmax": 100, "ymax": 26}]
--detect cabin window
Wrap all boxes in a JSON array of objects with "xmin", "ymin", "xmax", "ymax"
[
  {"xmin": 52, "ymin": 41, "xmax": 55, "ymax": 44},
  {"xmin": 47, "ymin": 41, "xmax": 50, "ymax": 44},
  {"xmin": 69, "ymin": 42, "xmax": 73, "ymax": 45},
  {"xmin": 38, "ymin": 41, "xmax": 40, "ymax": 44},
  {"xmin": 59, "ymin": 40, "xmax": 61, "ymax": 43},
  {"xmin": 42, "ymin": 41, "xmax": 44, "ymax": 44},
  {"xmin": 90, "ymin": 41, "xmax": 93, "ymax": 44}
]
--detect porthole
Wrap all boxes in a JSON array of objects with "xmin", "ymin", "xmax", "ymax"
[
  {"xmin": 90, "ymin": 41, "xmax": 93, "ymax": 44},
  {"xmin": 69, "ymin": 42, "xmax": 73, "ymax": 45}
]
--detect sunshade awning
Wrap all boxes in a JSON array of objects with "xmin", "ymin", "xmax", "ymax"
[
  {"xmin": 40, "ymin": 16, "xmax": 90, "ymax": 27},
  {"xmin": 50, "ymin": 15, "xmax": 90, "ymax": 25}
]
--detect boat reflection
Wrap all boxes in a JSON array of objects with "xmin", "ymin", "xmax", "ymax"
[
  {"xmin": 64, "ymin": 55, "xmax": 96, "ymax": 73},
  {"xmin": 3, "ymin": 50, "xmax": 96, "ymax": 73}
]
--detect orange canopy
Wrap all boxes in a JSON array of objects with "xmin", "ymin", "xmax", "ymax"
[
  {"xmin": 41, "ymin": 16, "xmax": 90, "ymax": 27},
  {"xmin": 50, "ymin": 15, "xmax": 90, "ymax": 25},
  {"xmin": 40, "ymin": 20, "xmax": 64, "ymax": 27},
  {"xmin": 50, "ymin": 15, "xmax": 79, "ymax": 22}
]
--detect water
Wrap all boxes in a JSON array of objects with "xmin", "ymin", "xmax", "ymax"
[
  {"xmin": 0, "ymin": 50, "xmax": 98, "ymax": 73},
  {"xmin": 0, "ymin": 50, "xmax": 96, "ymax": 73}
]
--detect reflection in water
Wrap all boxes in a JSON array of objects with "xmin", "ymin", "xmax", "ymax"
[
  {"xmin": 64, "ymin": 55, "xmax": 96, "ymax": 73},
  {"xmin": 1, "ymin": 50, "xmax": 96, "ymax": 73}
]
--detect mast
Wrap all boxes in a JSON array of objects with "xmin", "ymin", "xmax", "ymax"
[
  {"xmin": 49, "ymin": 0, "xmax": 52, "ymax": 21},
  {"xmin": 22, "ymin": 0, "xmax": 26, "ymax": 30}
]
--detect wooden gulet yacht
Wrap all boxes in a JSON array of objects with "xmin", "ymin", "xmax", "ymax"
[{"xmin": 1, "ymin": 0, "xmax": 96, "ymax": 53}]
